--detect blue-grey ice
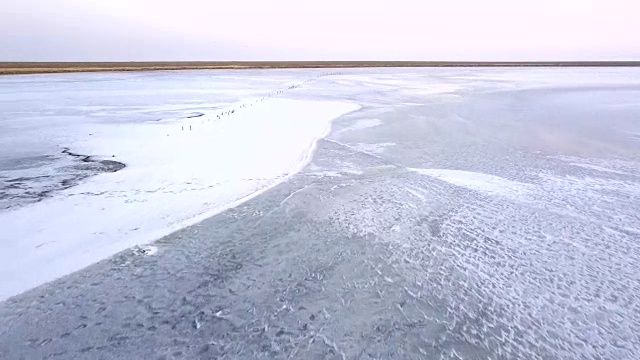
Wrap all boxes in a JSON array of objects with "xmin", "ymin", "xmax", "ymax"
[{"xmin": 1, "ymin": 68, "xmax": 640, "ymax": 360}]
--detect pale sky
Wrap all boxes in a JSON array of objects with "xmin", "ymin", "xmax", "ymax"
[{"xmin": 1, "ymin": 0, "xmax": 639, "ymax": 61}]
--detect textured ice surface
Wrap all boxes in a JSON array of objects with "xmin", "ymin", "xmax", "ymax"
[
  {"xmin": 337, "ymin": 118, "xmax": 382, "ymax": 133},
  {"xmin": 350, "ymin": 142, "xmax": 396, "ymax": 155},
  {"xmin": 1, "ymin": 68, "xmax": 640, "ymax": 360}
]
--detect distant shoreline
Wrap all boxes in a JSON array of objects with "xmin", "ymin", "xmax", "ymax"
[{"xmin": 1, "ymin": 61, "xmax": 640, "ymax": 75}]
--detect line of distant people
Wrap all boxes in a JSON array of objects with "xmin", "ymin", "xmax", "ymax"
[{"xmin": 179, "ymin": 71, "xmax": 346, "ymax": 131}]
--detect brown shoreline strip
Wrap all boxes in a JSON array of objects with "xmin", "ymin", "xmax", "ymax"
[{"xmin": 2, "ymin": 61, "xmax": 640, "ymax": 75}]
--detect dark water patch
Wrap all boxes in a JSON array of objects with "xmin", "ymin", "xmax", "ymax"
[
  {"xmin": 0, "ymin": 155, "xmax": 57, "ymax": 171},
  {"xmin": 185, "ymin": 112, "xmax": 205, "ymax": 119},
  {"xmin": 62, "ymin": 148, "xmax": 125, "ymax": 173},
  {"xmin": 6, "ymin": 175, "xmax": 51, "ymax": 183},
  {"xmin": 0, "ymin": 149, "xmax": 125, "ymax": 210}
]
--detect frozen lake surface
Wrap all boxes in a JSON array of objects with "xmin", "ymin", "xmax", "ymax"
[
  {"xmin": 0, "ymin": 70, "xmax": 358, "ymax": 299},
  {"xmin": 1, "ymin": 68, "xmax": 640, "ymax": 359}
]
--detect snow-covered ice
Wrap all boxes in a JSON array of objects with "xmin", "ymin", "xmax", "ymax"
[
  {"xmin": 409, "ymin": 168, "xmax": 533, "ymax": 198},
  {"xmin": 0, "ymin": 72, "xmax": 358, "ymax": 300}
]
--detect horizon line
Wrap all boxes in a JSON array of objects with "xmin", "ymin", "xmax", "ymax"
[{"xmin": 2, "ymin": 60, "xmax": 640, "ymax": 75}]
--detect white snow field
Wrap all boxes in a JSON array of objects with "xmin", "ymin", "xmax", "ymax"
[{"xmin": 0, "ymin": 70, "xmax": 358, "ymax": 300}]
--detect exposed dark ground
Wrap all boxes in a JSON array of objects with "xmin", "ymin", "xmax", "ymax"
[{"xmin": 1, "ymin": 69, "xmax": 640, "ymax": 359}]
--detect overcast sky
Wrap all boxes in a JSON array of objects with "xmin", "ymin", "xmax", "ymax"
[{"xmin": 1, "ymin": 0, "xmax": 639, "ymax": 61}]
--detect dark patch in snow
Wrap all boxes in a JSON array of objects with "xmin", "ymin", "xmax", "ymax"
[{"xmin": 0, "ymin": 149, "xmax": 125, "ymax": 210}]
